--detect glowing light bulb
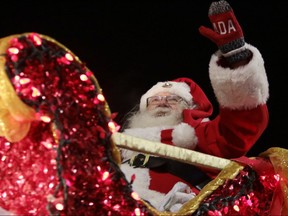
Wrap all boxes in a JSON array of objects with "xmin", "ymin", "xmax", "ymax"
[
  {"xmin": 80, "ymin": 74, "xmax": 88, "ymax": 81},
  {"xmin": 31, "ymin": 33, "xmax": 42, "ymax": 46},
  {"xmin": 97, "ymin": 94, "xmax": 105, "ymax": 102},
  {"xmin": 113, "ymin": 204, "xmax": 120, "ymax": 211},
  {"xmin": 55, "ymin": 203, "xmax": 64, "ymax": 211},
  {"xmin": 102, "ymin": 171, "xmax": 109, "ymax": 181},
  {"xmin": 134, "ymin": 208, "xmax": 141, "ymax": 216},
  {"xmin": 41, "ymin": 141, "xmax": 53, "ymax": 149},
  {"xmin": 274, "ymin": 174, "xmax": 280, "ymax": 182},
  {"xmin": 65, "ymin": 53, "xmax": 74, "ymax": 61},
  {"xmin": 131, "ymin": 192, "xmax": 140, "ymax": 201},
  {"xmin": 19, "ymin": 78, "xmax": 31, "ymax": 85},
  {"xmin": 40, "ymin": 115, "xmax": 51, "ymax": 123},
  {"xmin": 8, "ymin": 47, "xmax": 19, "ymax": 54},
  {"xmin": 108, "ymin": 121, "xmax": 116, "ymax": 133},
  {"xmin": 32, "ymin": 87, "xmax": 41, "ymax": 97},
  {"xmin": 14, "ymin": 75, "xmax": 20, "ymax": 81},
  {"xmin": 233, "ymin": 205, "xmax": 240, "ymax": 212}
]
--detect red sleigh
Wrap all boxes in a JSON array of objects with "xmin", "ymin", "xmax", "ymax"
[{"xmin": 0, "ymin": 32, "xmax": 287, "ymax": 215}]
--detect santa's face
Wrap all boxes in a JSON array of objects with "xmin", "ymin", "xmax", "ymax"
[
  {"xmin": 146, "ymin": 92, "xmax": 186, "ymax": 116},
  {"xmin": 127, "ymin": 92, "xmax": 189, "ymax": 128}
]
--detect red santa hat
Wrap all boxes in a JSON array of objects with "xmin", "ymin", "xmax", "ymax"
[{"xmin": 139, "ymin": 77, "xmax": 213, "ymax": 127}]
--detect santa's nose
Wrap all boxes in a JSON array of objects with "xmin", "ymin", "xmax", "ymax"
[{"xmin": 157, "ymin": 100, "xmax": 170, "ymax": 107}]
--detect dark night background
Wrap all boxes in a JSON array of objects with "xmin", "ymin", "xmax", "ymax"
[{"xmin": 1, "ymin": 1, "xmax": 287, "ymax": 157}]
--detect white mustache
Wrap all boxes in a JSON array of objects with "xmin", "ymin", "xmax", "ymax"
[{"xmin": 150, "ymin": 107, "xmax": 172, "ymax": 117}]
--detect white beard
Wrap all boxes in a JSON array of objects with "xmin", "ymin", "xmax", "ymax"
[{"xmin": 126, "ymin": 106, "xmax": 183, "ymax": 128}]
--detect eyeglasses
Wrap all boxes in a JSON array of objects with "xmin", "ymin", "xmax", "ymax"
[{"xmin": 146, "ymin": 95, "xmax": 184, "ymax": 106}]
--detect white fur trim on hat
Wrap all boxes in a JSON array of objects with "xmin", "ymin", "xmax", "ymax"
[{"xmin": 140, "ymin": 81, "xmax": 193, "ymax": 112}]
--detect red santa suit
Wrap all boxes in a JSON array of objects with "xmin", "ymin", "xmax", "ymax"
[{"xmin": 120, "ymin": 43, "xmax": 269, "ymax": 209}]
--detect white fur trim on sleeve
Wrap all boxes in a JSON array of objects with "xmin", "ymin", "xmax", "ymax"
[
  {"xmin": 209, "ymin": 43, "xmax": 269, "ymax": 110},
  {"xmin": 120, "ymin": 164, "xmax": 165, "ymax": 208},
  {"xmin": 172, "ymin": 123, "xmax": 198, "ymax": 149}
]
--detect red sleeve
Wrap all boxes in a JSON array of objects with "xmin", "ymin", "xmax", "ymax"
[
  {"xmin": 195, "ymin": 104, "xmax": 269, "ymax": 158},
  {"xmin": 160, "ymin": 129, "xmax": 174, "ymax": 145}
]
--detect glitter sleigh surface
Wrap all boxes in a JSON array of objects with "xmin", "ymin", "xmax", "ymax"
[{"xmin": 0, "ymin": 33, "xmax": 149, "ymax": 215}]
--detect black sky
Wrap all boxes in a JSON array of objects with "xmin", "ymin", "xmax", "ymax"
[{"xmin": 1, "ymin": 1, "xmax": 288, "ymax": 156}]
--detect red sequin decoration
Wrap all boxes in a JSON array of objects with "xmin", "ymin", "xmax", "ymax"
[
  {"xmin": 0, "ymin": 33, "xmax": 150, "ymax": 215},
  {"xmin": 192, "ymin": 165, "xmax": 278, "ymax": 216}
]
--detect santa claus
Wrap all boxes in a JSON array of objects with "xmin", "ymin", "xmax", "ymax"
[{"xmin": 120, "ymin": 0, "xmax": 269, "ymax": 212}]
